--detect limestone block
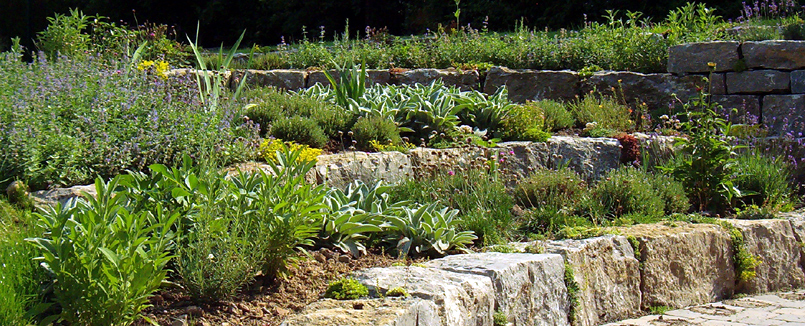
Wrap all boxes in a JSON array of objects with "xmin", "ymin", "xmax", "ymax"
[
  {"xmin": 541, "ymin": 136, "xmax": 622, "ymax": 181},
  {"xmin": 307, "ymin": 69, "xmax": 391, "ymax": 87},
  {"xmin": 408, "ymin": 147, "xmax": 487, "ymax": 177},
  {"xmin": 426, "ymin": 253, "xmax": 570, "ymax": 326},
  {"xmin": 619, "ymin": 223, "xmax": 736, "ymax": 309},
  {"xmin": 743, "ymin": 41, "xmax": 805, "ymax": 70},
  {"xmin": 726, "ymin": 70, "xmax": 789, "ymax": 94},
  {"xmin": 483, "ymin": 67, "xmax": 580, "ymax": 103},
  {"xmin": 353, "ymin": 266, "xmax": 495, "ymax": 326},
  {"xmin": 231, "ymin": 69, "xmax": 306, "ymax": 90},
  {"xmin": 281, "ymin": 298, "xmax": 440, "ymax": 326},
  {"xmin": 314, "ymin": 151, "xmax": 412, "ymax": 189},
  {"xmin": 762, "ymin": 94, "xmax": 805, "ymax": 136},
  {"xmin": 542, "ymin": 235, "xmax": 641, "ymax": 326},
  {"xmin": 32, "ymin": 184, "xmax": 97, "ymax": 208},
  {"xmin": 580, "ymin": 72, "xmax": 705, "ymax": 112},
  {"xmin": 392, "ymin": 68, "xmax": 480, "ymax": 91},
  {"xmin": 667, "ymin": 42, "xmax": 740, "ymax": 74},
  {"xmin": 724, "ymin": 219, "xmax": 805, "ymax": 293}
]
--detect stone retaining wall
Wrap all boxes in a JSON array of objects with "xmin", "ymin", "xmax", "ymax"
[
  {"xmin": 187, "ymin": 40, "xmax": 805, "ymax": 136},
  {"xmin": 283, "ymin": 215, "xmax": 805, "ymax": 326}
]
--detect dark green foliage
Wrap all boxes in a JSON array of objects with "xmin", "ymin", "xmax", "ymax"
[
  {"xmin": 734, "ymin": 150, "xmax": 796, "ymax": 211},
  {"xmin": 0, "ymin": 200, "xmax": 46, "ymax": 326},
  {"xmin": 539, "ymin": 100, "xmax": 576, "ymax": 132},
  {"xmin": 589, "ymin": 167, "xmax": 669, "ymax": 221},
  {"xmin": 390, "ymin": 169, "xmax": 514, "ymax": 246},
  {"xmin": 243, "ymin": 89, "xmax": 355, "ymax": 138},
  {"xmin": 270, "ymin": 116, "xmax": 329, "ymax": 148},
  {"xmin": 648, "ymin": 173, "xmax": 691, "ymax": 215},
  {"xmin": 569, "ymin": 94, "xmax": 633, "ymax": 131},
  {"xmin": 564, "ymin": 263, "xmax": 580, "ymax": 324},
  {"xmin": 351, "ymin": 116, "xmax": 402, "ymax": 151},
  {"xmin": 324, "ymin": 278, "xmax": 369, "ymax": 300},
  {"xmin": 515, "ymin": 168, "xmax": 587, "ymax": 209}
]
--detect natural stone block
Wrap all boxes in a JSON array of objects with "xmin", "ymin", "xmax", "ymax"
[
  {"xmin": 353, "ymin": 266, "xmax": 495, "ymax": 326},
  {"xmin": 580, "ymin": 72, "xmax": 705, "ymax": 113},
  {"xmin": 743, "ymin": 41, "xmax": 805, "ymax": 70},
  {"xmin": 710, "ymin": 95, "xmax": 761, "ymax": 124},
  {"xmin": 541, "ymin": 136, "xmax": 622, "ymax": 181},
  {"xmin": 762, "ymin": 94, "xmax": 805, "ymax": 136},
  {"xmin": 391, "ymin": 68, "xmax": 480, "ymax": 91},
  {"xmin": 711, "ymin": 73, "xmax": 727, "ymax": 95},
  {"xmin": 668, "ymin": 42, "xmax": 740, "ymax": 74},
  {"xmin": 32, "ymin": 184, "xmax": 97, "ymax": 208},
  {"xmin": 314, "ymin": 152, "xmax": 412, "ymax": 189},
  {"xmin": 724, "ymin": 219, "xmax": 805, "ymax": 293},
  {"xmin": 281, "ymin": 298, "xmax": 441, "ymax": 326},
  {"xmin": 542, "ymin": 235, "xmax": 641, "ymax": 326},
  {"xmin": 619, "ymin": 222, "xmax": 736, "ymax": 309},
  {"xmin": 483, "ymin": 67, "xmax": 580, "ymax": 103},
  {"xmin": 426, "ymin": 253, "xmax": 569, "ymax": 326},
  {"xmin": 726, "ymin": 70, "xmax": 790, "ymax": 94},
  {"xmin": 231, "ymin": 69, "xmax": 307, "ymax": 90},
  {"xmin": 791, "ymin": 70, "xmax": 805, "ymax": 94},
  {"xmin": 307, "ymin": 69, "xmax": 391, "ymax": 87},
  {"xmin": 408, "ymin": 146, "xmax": 487, "ymax": 177}
]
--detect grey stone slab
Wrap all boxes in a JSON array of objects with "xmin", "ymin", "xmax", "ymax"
[
  {"xmin": 762, "ymin": 94, "xmax": 805, "ymax": 137},
  {"xmin": 668, "ymin": 41, "xmax": 740, "ymax": 74},
  {"xmin": 790, "ymin": 70, "xmax": 805, "ymax": 94},
  {"xmin": 306, "ymin": 69, "xmax": 391, "ymax": 87},
  {"xmin": 743, "ymin": 41, "xmax": 805, "ymax": 70},
  {"xmin": 726, "ymin": 70, "xmax": 790, "ymax": 94},
  {"xmin": 712, "ymin": 73, "xmax": 728, "ymax": 94},
  {"xmin": 580, "ymin": 72, "xmax": 705, "ymax": 112},
  {"xmin": 232, "ymin": 69, "xmax": 307, "ymax": 90},
  {"xmin": 483, "ymin": 67, "xmax": 580, "ymax": 103},
  {"xmin": 710, "ymin": 95, "xmax": 761, "ymax": 124},
  {"xmin": 392, "ymin": 68, "xmax": 480, "ymax": 91}
]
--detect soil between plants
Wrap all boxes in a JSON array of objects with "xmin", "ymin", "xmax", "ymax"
[{"xmin": 139, "ymin": 249, "xmax": 406, "ymax": 326}]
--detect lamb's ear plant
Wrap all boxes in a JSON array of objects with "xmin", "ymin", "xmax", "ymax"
[
  {"xmin": 385, "ymin": 202, "xmax": 477, "ymax": 258},
  {"xmin": 29, "ymin": 177, "xmax": 177, "ymax": 326}
]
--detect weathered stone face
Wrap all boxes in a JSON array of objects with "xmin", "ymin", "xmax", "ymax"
[
  {"xmin": 307, "ymin": 69, "xmax": 391, "ymax": 87},
  {"xmin": 542, "ymin": 236, "xmax": 641, "ymax": 326},
  {"xmin": 391, "ymin": 68, "xmax": 480, "ymax": 91},
  {"xmin": 710, "ymin": 73, "xmax": 727, "ymax": 95},
  {"xmin": 352, "ymin": 266, "xmax": 495, "ymax": 326},
  {"xmin": 280, "ymin": 298, "xmax": 441, "ymax": 326},
  {"xmin": 580, "ymin": 72, "xmax": 705, "ymax": 113},
  {"xmin": 791, "ymin": 70, "xmax": 805, "ymax": 94},
  {"xmin": 314, "ymin": 151, "xmax": 412, "ymax": 190},
  {"xmin": 743, "ymin": 41, "xmax": 805, "ymax": 70},
  {"xmin": 541, "ymin": 136, "xmax": 622, "ymax": 181},
  {"xmin": 762, "ymin": 94, "xmax": 805, "ymax": 136},
  {"xmin": 724, "ymin": 219, "xmax": 805, "ymax": 294},
  {"xmin": 32, "ymin": 184, "xmax": 97, "ymax": 208},
  {"xmin": 231, "ymin": 69, "xmax": 307, "ymax": 90},
  {"xmin": 726, "ymin": 70, "xmax": 790, "ymax": 94},
  {"xmin": 426, "ymin": 253, "xmax": 570, "ymax": 326},
  {"xmin": 483, "ymin": 67, "xmax": 580, "ymax": 103},
  {"xmin": 667, "ymin": 42, "xmax": 740, "ymax": 74},
  {"xmin": 618, "ymin": 223, "xmax": 736, "ymax": 309}
]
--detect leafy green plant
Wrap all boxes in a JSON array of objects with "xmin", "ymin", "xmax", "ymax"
[
  {"xmin": 0, "ymin": 200, "xmax": 46, "ymax": 326},
  {"xmin": 588, "ymin": 167, "xmax": 667, "ymax": 222},
  {"xmin": 516, "ymin": 168, "xmax": 587, "ymax": 209},
  {"xmin": 493, "ymin": 310, "xmax": 508, "ymax": 326},
  {"xmin": 734, "ymin": 150, "xmax": 796, "ymax": 211},
  {"xmin": 324, "ymin": 278, "xmax": 369, "ymax": 300},
  {"xmin": 728, "ymin": 227, "xmax": 760, "ymax": 283},
  {"xmin": 661, "ymin": 82, "xmax": 742, "ymax": 213},
  {"xmin": 569, "ymin": 92, "xmax": 633, "ymax": 131},
  {"xmin": 538, "ymin": 99, "xmax": 575, "ymax": 132},
  {"xmin": 455, "ymin": 88, "xmax": 514, "ymax": 135},
  {"xmin": 386, "ymin": 202, "xmax": 477, "ymax": 258},
  {"xmin": 323, "ymin": 62, "xmax": 367, "ymax": 109},
  {"xmin": 500, "ymin": 102, "xmax": 549, "ymax": 142},
  {"xmin": 30, "ymin": 177, "xmax": 177, "ymax": 326},
  {"xmin": 564, "ymin": 263, "xmax": 580, "ymax": 324},
  {"xmin": 270, "ymin": 116, "xmax": 329, "ymax": 148},
  {"xmin": 187, "ymin": 25, "xmax": 251, "ymax": 110},
  {"xmin": 385, "ymin": 286, "xmax": 410, "ymax": 297},
  {"xmin": 37, "ymin": 9, "xmax": 91, "ymax": 59},
  {"xmin": 352, "ymin": 116, "xmax": 402, "ymax": 151}
]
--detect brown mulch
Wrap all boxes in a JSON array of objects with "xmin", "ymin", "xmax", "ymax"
[{"xmin": 142, "ymin": 248, "xmax": 404, "ymax": 326}]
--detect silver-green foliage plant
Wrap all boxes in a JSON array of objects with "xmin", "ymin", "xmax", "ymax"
[
  {"xmin": 29, "ymin": 177, "xmax": 177, "ymax": 326},
  {"xmin": 321, "ymin": 181, "xmax": 407, "ymax": 256},
  {"xmin": 386, "ymin": 202, "xmax": 477, "ymax": 258}
]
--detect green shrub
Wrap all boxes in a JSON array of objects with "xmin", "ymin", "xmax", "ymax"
[
  {"xmin": 270, "ymin": 116, "xmax": 329, "ymax": 148},
  {"xmin": 500, "ymin": 102, "xmax": 547, "ymax": 141},
  {"xmin": 324, "ymin": 278, "xmax": 369, "ymax": 300},
  {"xmin": 515, "ymin": 168, "xmax": 587, "ymax": 210},
  {"xmin": 385, "ymin": 287, "xmax": 410, "ymax": 297},
  {"xmin": 386, "ymin": 203, "xmax": 477, "ymax": 258},
  {"xmin": 564, "ymin": 263, "xmax": 580, "ymax": 324},
  {"xmin": 588, "ymin": 167, "xmax": 665, "ymax": 221},
  {"xmin": 648, "ymin": 173, "xmax": 690, "ymax": 215},
  {"xmin": 539, "ymin": 99, "xmax": 575, "ymax": 132},
  {"xmin": 569, "ymin": 93, "xmax": 633, "ymax": 131},
  {"xmin": 352, "ymin": 116, "xmax": 402, "ymax": 151},
  {"xmin": 390, "ymin": 169, "xmax": 514, "ymax": 246},
  {"xmin": 734, "ymin": 151, "xmax": 796, "ymax": 211},
  {"xmin": 245, "ymin": 90, "xmax": 354, "ymax": 138},
  {"xmin": 0, "ymin": 200, "xmax": 45, "ymax": 326},
  {"xmin": 37, "ymin": 9, "xmax": 91, "ymax": 59},
  {"xmin": 31, "ymin": 177, "xmax": 176, "ymax": 326}
]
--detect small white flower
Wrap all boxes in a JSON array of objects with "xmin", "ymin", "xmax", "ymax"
[
  {"xmin": 207, "ymin": 254, "xmax": 215, "ymax": 260},
  {"xmin": 660, "ymin": 114, "xmax": 669, "ymax": 120}
]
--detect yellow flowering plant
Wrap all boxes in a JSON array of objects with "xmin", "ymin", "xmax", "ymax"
[
  {"xmin": 259, "ymin": 138, "xmax": 322, "ymax": 163},
  {"xmin": 136, "ymin": 59, "xmax": 170, "ymax": 79}
]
